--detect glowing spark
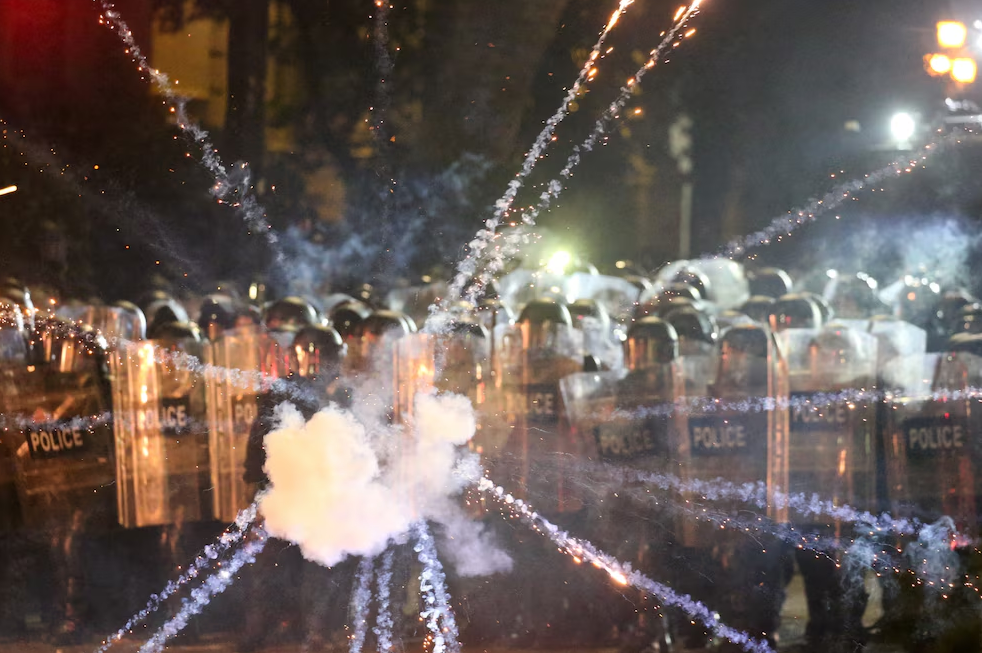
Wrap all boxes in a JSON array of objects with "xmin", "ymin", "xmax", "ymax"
[{"xmin": 477, "ymin": 477, "xmax": 774, "ymax": 653}]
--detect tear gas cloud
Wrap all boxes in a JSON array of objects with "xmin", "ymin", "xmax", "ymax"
[
  {"xmin": 279, "ymin": 155, "xmax": 492, "ymax": 298},
  {"xmin": 781, "ymin": 214, "xmax": 982, "ymax": 296},
  {"xmin": 259, "ymin": 391, "xmax": 511, "ymax": 575}
]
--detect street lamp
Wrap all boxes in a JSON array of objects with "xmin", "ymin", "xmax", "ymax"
[
  {"xmin": 890, "ymin": 112, "xmax": 916, "ymax": 144},
  {"xmin": 0, "ymin": 185, "xmax": 16, "ymax": 197}
]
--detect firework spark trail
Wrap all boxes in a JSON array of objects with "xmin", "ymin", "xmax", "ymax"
[
  {"xmin": 96, "ymin": 504, "xmax": 258, "ymax": 653},
  {"xmin": 349, "ymin": 557, "xmax": 376, "ymax": 653},
  {"xmin": 440, "ymin": 0, "xmax": 638, "ymax": 312},
  {"xmin": 0, "ymin": 120, "xmax": 202, "ymax": 275},
  {"xmin": 476, "ymin": 477, "xmax": 774, "ymax": 653},
  {"xmin": 717, "ymin": 129, "xmax": 974, "ymax": 259},
  {"xmin": 412, "ymin": 521, "xmax": 460, "ymax": 653},
  {"xmin": 436, "ymin": 3, "xmax": 703, "ymax": 317},
  {"xmin": 373, "ymin": 549, "xmax": 396, "ymax": 652},
  {"xmin": 136, "ymin": 526, "xmax": 268, "ymax": 653},
  {"xmin": 368, "ymin": 0, "xmax": 400, "ymax": 281},
  {"xmin": 92, "ymin": 2, "xmax": 282, "ymax": 263},
  {"xmin": 573, "ymin": 457, "xmax": 921, "ymax": 538}
]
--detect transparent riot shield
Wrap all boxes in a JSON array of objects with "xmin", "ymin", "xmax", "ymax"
[
  {"xmin": 393, "ymin": 334, "xmax": 437, "ymax": 423},
  {"xmin": 5, "ymin": 329, "xmax": 115, "ymax": 531},
  {"xmin": 884, "ymin": 352, "xmax": 982, "ymax": 535},
  {"xmin": 204, "ymin": 330, "xmax": 276, "ymax": 522},
  {"xmin": 680, "ymin": 323, "xmax": 790, "ymax": 544},
  {"xmin": 780, "ymin": 326, "xmax": 878, "ymax": 528},
  {"xmin": 0, "ymin": 306, "xmax": 27, "ymax": 530},
  {"xmin": 494, "ymin": 310, "xmax": 584, "ymax": 515},
  {"xmin": 86, "ymin": 306, "xmax": 147, "ymax": 342},
  {"xmin": 113, "ymin": 339, "xmax": 210, "ymax": 528}
]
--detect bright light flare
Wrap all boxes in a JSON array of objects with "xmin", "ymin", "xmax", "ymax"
[
  {"xmin": 890, "ymin": 113, "xmax": 916, "ymax": 143},
  {"xmin": 952, "ymin": 57, "xmax": 978, "ymax": 83},
  {"xmin": 545, "ymin": 250, "xmax": 572, "ymax": 275},
  {"xmin": 0, "ymin": 185, "xmax": 16, "ymax": 196},
  {"xmin": 674, "ymin": 6, "xmax": 686, "ymax": 20},
  {"xmin": 938, "ymin": 21, "xmax": 968, "ymax": 49},
  {"xmin": 927, "ymin": 53, "xmax": 952, "ymax": 76}
]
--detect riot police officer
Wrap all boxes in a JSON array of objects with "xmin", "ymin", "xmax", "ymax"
[
  {"xmin": 239, "ymin": 324, "xmax": 347, "ymax": 652},
  {"xmin": 676, "ymin": 323, "xmax": 790, "ymax": 651},
  {"xmin": 785, "ymin": 325, "xmax": 878, "ymax": 652},
  {"xmin": 748, "ymin": 267, "xmax": 793, "ymax": 299}
]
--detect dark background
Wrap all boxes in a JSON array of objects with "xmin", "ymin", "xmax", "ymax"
[{"xmin": 0, "ymin": 0, "xmax": 978, "ymax": 301}]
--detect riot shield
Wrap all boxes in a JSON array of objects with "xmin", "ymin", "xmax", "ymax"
[
  {"xmin": 494, "ymin": 301, "xmax": 584, "ymax": 515},
  {"xmin": 674, "ymin": 323, "xmax": 790, "ymax": 648},
  {"xmin": 884, "ymin": 352, "xmax": 982, "ymax": 534},
  {"xmin": 113, "ymin": 339, "xmax": 210, "ymax": 528},
  {"xmin": 5, "ymin": 327, "xmax": 115, "ymax": 531},
  {"xmin": 680, "ymin": 323, "xmax": 790, "ymax": 542},
  {"xmin": 204, "ymin": 329, "xmax": 277, "ymax": 523},
  {"xmin": 781, "ymin": 326, "xmax": 878, "ymax": 529}
]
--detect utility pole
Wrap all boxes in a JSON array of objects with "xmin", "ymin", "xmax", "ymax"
[{"xmin": 669, "ymin": 114, "xmax": 694, "ymax": 259}]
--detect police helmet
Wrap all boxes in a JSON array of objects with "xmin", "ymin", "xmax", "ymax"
[
  {"xmin": 148, "ymin": 320, "xmax": 202, "ymax": 343},
  {"xmin": 625, "ymin": 317, "xmax": 679, "ymax": 370},
  {"xmin": 113, "ymin": 300, "xmax": 148, "ymax": 340},
  {"xmin": 827, "ymin": 273, "xmax": 881, "ymax": 319},
  {"xmin": 772, "ymin": 294, "xmax": 822, "ymax": 331},
  {"xmin": 145, "ymin": 298, "xmax": 190, "ymax": 333},
  {"xmin": 802, "ymin": 291, "xmax": 834, "ymax": 323},
  {"xmin": 329, "ymin": 300, "xmax": 372, "ymax": 339},
  {"xmin": 674, "ymin": 268, "xmax": 711, "ymax": 301},
  {"xmin": 716, "ymin": 323, "xmax": 771, "ymax": 391},
  {"xmin": 748, "ymin": 267, "xmax": 793, "ymax": 299},
  {"xmin": 661, "ymin": 282, "xmax": 702, "ymax": 302},
  {"xmin": 622, "ymin": 275, "xmax": 653, "ymax": 297},
  {"xmin": 198, "ymin": 295, "xmax": 237, "ymax": 341},
  {"xmin": 441, "ymin": 320, "xmax": 491, "ymax": 372},
  {"xmin": 356, "ymin": 310, "xmax": 414, "ymax": 341},
  {"xmin": 665, "ymin": 306, "xmax": 718, "ymax": 346},
  {"xmin": 291, "ymin": 324, "xmax": 346, "ymax": 379},
  {"xmin": 740, "ymin": 295, "xmax": 777, "ymax": 325},
  {"xmin": 568, "ymin": 299, "xmax": 611, "ymax": 332},
  {"xmin": 263, "ymin": 297, "xmax": 319, "ymax": 332},
  {"xmin": 518, "ymin": 299, "xmax": 573, "ymax": 351},
  {"xmin": 234, "ymin": 305, "xmax": 263, "ymax": 330}
]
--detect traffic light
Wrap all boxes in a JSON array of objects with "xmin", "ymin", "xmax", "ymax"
[
  {"xmin": 926, "ymin": 53, "xmax": 952, "ymax": 76},
  {"xmin": 926, "ymin": 20, "xmax": 977, "ymax": 87},
  {"xmin": 938, "ymin": 21, "xmax": 968, "ymax": 49},
  {"xmin": 953, "ymin": 58, "xmax": 978, "ymax": 84}
]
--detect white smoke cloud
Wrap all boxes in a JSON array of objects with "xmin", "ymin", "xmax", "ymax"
[
  {"xmin": 260, "ymin": 403, "xmax": 412, "ymax": 567},
  {"xmin": 259, "ymin": 390, "xmax": 512, "ymax": 574}
]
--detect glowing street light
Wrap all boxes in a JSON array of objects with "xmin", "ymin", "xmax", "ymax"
[
  {"xmin": 927, "ymin": 53, "xmax": 953, "ymax": 76},
  {"xmin": 0, "ymin": 185, "xmax": 17, "ymax": 197},
  {"xmin": 952, "ymin": 57, "xmax": 978, "ymax": 84},
  {"xmin": 890, "ymin": 113, "xmax": 916, "ymax": 144},
  {"xmin": 938, "ymin": 21, "xmax": 968, "ymax": 49}
]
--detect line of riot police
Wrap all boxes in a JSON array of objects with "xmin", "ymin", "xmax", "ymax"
[
  {"xmin": 443, "ymin": 254, "xmax": 982, "ymax": 653},
  {"xmin": 0, "ymin": 278, "xmax": 428, "ymax": 648},
  {"xmin": 2, "ymin": 255, "xmax": 982, "ymax": 653}
]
